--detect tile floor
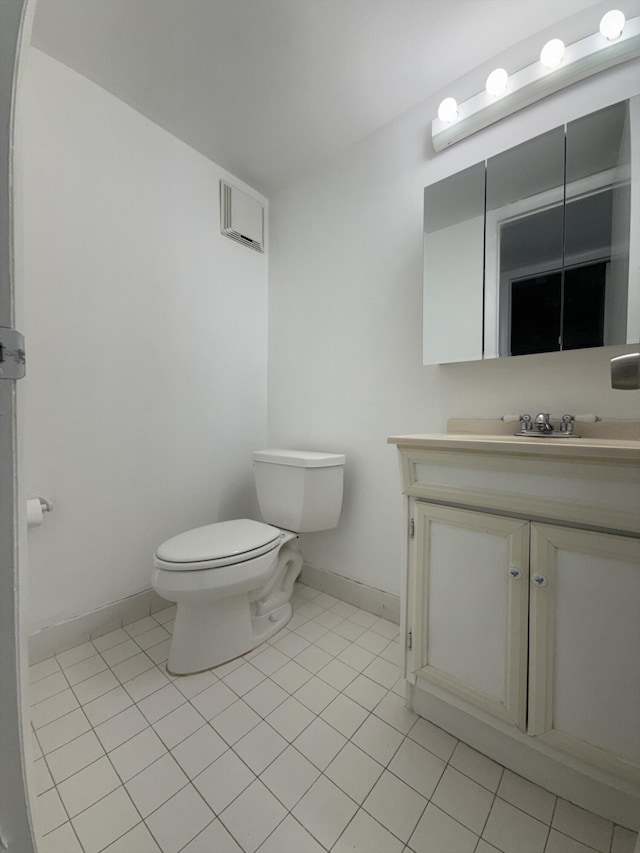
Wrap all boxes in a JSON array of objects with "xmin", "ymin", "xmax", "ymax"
[{"xmin": 29, "ymin": 584, "xmax": 638, "ymax": 853}]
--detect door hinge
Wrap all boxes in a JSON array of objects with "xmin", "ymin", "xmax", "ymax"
[
  {"xmin": 407, "ymin": 629, "xmax": 413, "ymax": 650},
  {"xmin": 0, "ymin": 328, "xmax": 26, "ymax": 380},
  {"xmin": 409, "ymin": 517, "xmax": 415, "ymax": 539}
]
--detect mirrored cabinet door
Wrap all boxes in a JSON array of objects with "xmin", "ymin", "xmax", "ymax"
[{"xmin": 423, "ymin": 163, "xmax": 485, "ymax": 364}]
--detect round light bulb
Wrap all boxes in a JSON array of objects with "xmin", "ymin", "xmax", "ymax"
[
  {"xmin": 599, "ymin": 9, "xmax": 625, "ymax": 40},
  {"xmin": 437, "ymin": 97, "xmax": 458, "ymax": 123},
  {"xmin": 486, "ymin": 68, "xmax": 508, "ymax": 97},
  {"xmin": 540, "ymin": 38, "xmax": 565, "ymax": 69}
]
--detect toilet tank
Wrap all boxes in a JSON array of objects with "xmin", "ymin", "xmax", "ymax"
[{"xmin": 253, "ymin": 450, "xmax": 345, "ymax": 533}]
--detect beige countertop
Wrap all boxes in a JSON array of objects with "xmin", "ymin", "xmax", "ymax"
[{"xmin": 387, "ymin": 433, "xmax": 640, "ymax": 464}]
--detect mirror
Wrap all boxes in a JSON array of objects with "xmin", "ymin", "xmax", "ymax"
[{"xmin": 423, "ymin": 98, "xmax": 636, "ymax": 364}]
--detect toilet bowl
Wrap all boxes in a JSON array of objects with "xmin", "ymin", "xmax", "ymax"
[{"xmin": 152, "ymin": 450, "xmax": 345, "ymax": 674}]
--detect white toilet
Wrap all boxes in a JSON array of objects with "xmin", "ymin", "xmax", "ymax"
[{"xmin": 152, "ymin": 449, "xmax": 345, "ymax": 675}]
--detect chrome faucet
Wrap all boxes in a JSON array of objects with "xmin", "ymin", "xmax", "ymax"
[{"xmin": 533, "ymin": 413, "xmax": 554, "ymax": 433}]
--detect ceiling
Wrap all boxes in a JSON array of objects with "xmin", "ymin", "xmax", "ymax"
[{"xmin": 31, "ymin": 0, "xmax": 604, "ymax": 196}]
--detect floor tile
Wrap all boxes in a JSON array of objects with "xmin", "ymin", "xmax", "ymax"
[
  {"xmin": 379, "ymin": 640, "xmax": 401, "ymax": 666},
  {"xmin": 30, "ymin": 658, "xmax": 61, "ymax": 684},
  {"xmin": 30, "ymin": 672, "xmax": 69, "ymax": 705},
  {"xmin": 194, "ymin": 748, "xmax": 255, "ymax": 813},
  {"xmin": 354, "ymin": 629, "xmax": 391, "ymax": 654},
  {"xmin": 73, "ymin": 669, "xmax": 120, "ymax": 705},
  {"xmin": 171, "ymin": 723, "xmax": 227, "ymax": 777},
  {"xmin": 46, "ymin": 729, "xmax": 105, "ymax": 783},
  {"xmin": 409, "ymin": 802, "xmax": 478, "ymax": 853},
  {"xmin": 331, "ymin": 601, "xmax": 359, "ymax": 618},
  {"xmin": 373, "ymin": 691, "xmax": 419, "ymax": 734},
  {"xmin": 292, "ymin": 775, "xmax": 358, "ymax": 850},
  {"xmin": 362, "ymin": 656, "xmax": 400, "ymax": 689},
  {"xmin": 31, "ymin": 689, "xmax": 80, "ymax": 729},
  {"xmin": 553, "ymin": 798, "xmax": 613, "ymax": 852},
  {"xmin": 370, "ymin": 617, "xmax": 399, "ymax": 639},
  {"xmin": 38, "ymin": 821, "xmax": 84, "ymax": 853},
  {"xmin": 145, "ymin": 783, "xmax": 214, "ymax": 853},
  {"xmin": 296, "ymin": 602, "xmax": 324, "ymax": 620},
  {"xmin": 36, "ymin": 788, "xmax": 67, "ymax": 836},
  {"xmin": 92, "ymin": 629, "xmax": 130, "ymax": 654},
  {"xmin": 151, "ymin": 701, "xmax": 205, "ymax": 749},
  {"xmin": 449, "ymin": 741, "xmax": 503, "ymax": 793},
  {"xmin": 220, "ymin": 779, "xmax": 287, "ymax": 853},
  {"xmin": 57, "ymin": 755, "xmax": 121, "ymax": 817},
  {"xmin": 125, "ymin": 752, "xmax": 188, "ymax": 817},
  {"xmin": 136, "ymin": 682, "xmax": 185, "ymax": 724},
  {"xmin": 123, "ymin": 666, "xmax": 170, "ymax": 702},
  {"xmin": 111, "ymin": 652, "xmax": 156, "ymax": 684},
  {"xmin": 243, "ymin": 678, "xmax": 289, "ymax": 717},
  {"xmin": 333, "ymin": 619, "xmax": 366, "ymax": 641},
  {"xmin": 249, "ymin": 645, "xmax": 289, "ymax": 676},
  {"xmin": 33, "ymin": 756, "xmax": 54, "ymax": 795},
  {"xmin": 71, "ymin": 786, "xmax": 140, "ymax": 853},
  {"xmin": 312, "ymin": 592, "xmax": 340, "ymax": 609},
  {"xmin": 351, "ymin": 714, "xmax": 404, "ymax": 766},
  {"xmin": 57, "ymin": 642, "xmax": 96, "ymax": 669},
  {"xmin": 343, "ymin": 673, "xmax": 388, "ymax": 711},
  {"xmin": 108, "ymin": 727, "xmax": 167, "ymax": 781},
  {"xmin": 63, "ymin": 654, "xmax": 108, "ymax": 686},
  {"xmin": 408, "ymin": 716, "xmax": 457, "ymax": 761},
  {"xmin": 294, "ymin": 644, "xmax": 333, "ymax": 674},
  {"xmin": 101, "ymin": 639, "xmax": 143, "ymax": 668},
  {"xmin": 476, "ymin": 842, "xmax": 502, "ymax": 853},
  {"xmin": 325, "ymin": 742, "xmax": 384, "ymax": 803},
  {"xmin": 498, "ymin": 768, "xmax": 555, "ymax": 823},
  {"xmin": 211, "ymin": 698, "xmax": 261, "ymax": 745},
  {"xmin": 100, "ymin": 821, "xmax": 161, "ymax": 852},
  {"xmin": 388, "ymin": 737, "xmax": 446, "ymax": 800},
  {"xmin": 171, "ymin": 669, "xmax": 218, "ymax": 700},
  {"xmin": 273, "ymin": 632, "xmax": 311, "ymax": 659},
  {"xmin": 431, "ymin": 765, "xmax": 493, "ymax": 834},
  {"xmin": 95, "ymin": 705, "xmax": 148, "ymax": 752},
  {"xmin": 294, "ymin": 620, "xmax": 329, "ymax": 643},
  {"xmin": 314, "ymin": 630, "xmax": 351, "ymax": 656},
  {"xmin": 146, "ymin": 638, "xmax": 171, "ymax": 665},
  {"xmin": 180, "ymin": 818, "xmax": 242, "ymax": 852},
  {"xmin": 133, "ymin": 624, "xmax": 170, "ymax": 651},
  {"xmin": 293, "ymin": 716, "xmax": 346, "ymax": 770},
  {"xmin": 483, "ymin": 797, "xmax": 548, "ymax": 853},
  {"xmin": 260, "ymin": 745, "xmax": 319, "ymax": 809},
  {"xmin": 350, "ymin": 609, "xmax": 380, "ymax": 628},
  {"xmin": 190, "ymin": 680, "xmax": 238, "ymax": 720},
  {"xmin": 293, "ymin": 675, "xmax": 338, "ymax": 714},
  {"xmin": 363, "ymin": 769, "xmax": 427, "ymax": 842},
  {"xmin": 222, "ymin": 661, "xmax": 265, "ymax": 696},
  {"xmin": 545, "ymin": 829, "xmax": 602, "ymax": 853},
  {"xmin": 337, "ymin": 643, "xmax": 377, "ymax": 672},
  {"xmin": 334, "ymin": 809, "xmax": 404, "ymax": 853},
  {"xmin": 37, "ymin": 708, "xmax": 91, "ymax": 754},
  {"xmin": 234, "ymin": 720, "xmax": 288, "ymax": 774},
  {"xmin": 82, "ymin": 686, "xmax": 133, "ymax": 727},
  {"xmin": 256, "ymin": 813, "xmax": 325, "ymax": 853},
  {"xmin": 124, "ymin": 616, "xmax": 158, "ymax": 638},
  {"xmin": 265, "ymin": 695, "xmax": 315, "ymax": 741},
  {"xmin": 320, "ymin": 692, "xmax": 369, "ymax": 738},
  {"xmin": 313, "ymin": 608, "xmax": 345, "ymax": 629},
  {"xmin": 316, "ymin": 658, "xmax": 358, "ymax": 690},
  {"xmin": 612, "ymin": 826, "xmax": 639, "ymax": 853}
]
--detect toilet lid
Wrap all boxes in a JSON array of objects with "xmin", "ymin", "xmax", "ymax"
[{"xmin": 155, "ymin": 519, "xmax": 282, "ymax": 566}]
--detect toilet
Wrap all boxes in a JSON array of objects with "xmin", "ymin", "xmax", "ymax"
[{"xmin": 152, "ymin": 449, "xmax": 345, "ymax": 675}]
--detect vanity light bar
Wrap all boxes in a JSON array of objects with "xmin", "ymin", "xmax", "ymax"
[{"xmin": 432, "ymin": 14, "xmax": 640, "ymax": 152}]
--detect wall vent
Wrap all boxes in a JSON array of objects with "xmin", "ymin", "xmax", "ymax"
[{"xmin": 220, "ymin": 180, "xmax": 264, "ymax": 253}]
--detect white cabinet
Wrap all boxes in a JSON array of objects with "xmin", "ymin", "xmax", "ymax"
[{"xmin": 390, "ymin": 430, "xmax": 640, "ymax": 827}]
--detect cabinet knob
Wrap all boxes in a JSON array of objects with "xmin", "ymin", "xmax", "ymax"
[
  {"xmin": 531, "ymin": 573, "xmax": 548, "ymax": 588},
  {"xmin": 507, "ymin": 567, "xmax": 522, "ymax": 580}
]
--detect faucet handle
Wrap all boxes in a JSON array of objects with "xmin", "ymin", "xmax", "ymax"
[
  {"xmin": 534, "ymin": 413, "xmax": 554, "ymax": 432},
  {"xmin": 519, "ymin": 414, "xmax": 533, "ymax": 431},
  {"xmin": 560, "ymin": 414, "xmax": 575, "ymax": 433}
]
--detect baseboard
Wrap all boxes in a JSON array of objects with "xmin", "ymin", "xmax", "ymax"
[
  {"xmin": 28, "ymin": 588, "xmax": 170, "ymax": 664},
  {"xmin": 299, "ymin": 563, "xmax": 400, "ymax": 624}
]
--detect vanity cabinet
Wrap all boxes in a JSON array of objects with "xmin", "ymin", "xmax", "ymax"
[{"xmin": 390, "ymin": 430, "xmax": 640, "ymax": 827}]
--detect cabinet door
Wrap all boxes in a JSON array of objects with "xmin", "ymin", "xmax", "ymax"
[
  {"xmin": 529, "ymin": 524, "xmax": 640, "ymax": 784},
  {"xmin": 410, "ymin": 503, "xmax": 529, "ymax": 730}
]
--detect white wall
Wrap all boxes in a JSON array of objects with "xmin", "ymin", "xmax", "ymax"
[
  {"xmin": 268, "ymin": 54, "xmax": 640, "ymax": 598},
  {"xmin": 21, "ymin": 50, "xmax": 268, "ymax": 631}
]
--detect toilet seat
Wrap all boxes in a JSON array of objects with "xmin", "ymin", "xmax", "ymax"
[{"xmin": 154, "ymin": 518, "xmax": 282, "ymax": 572}]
